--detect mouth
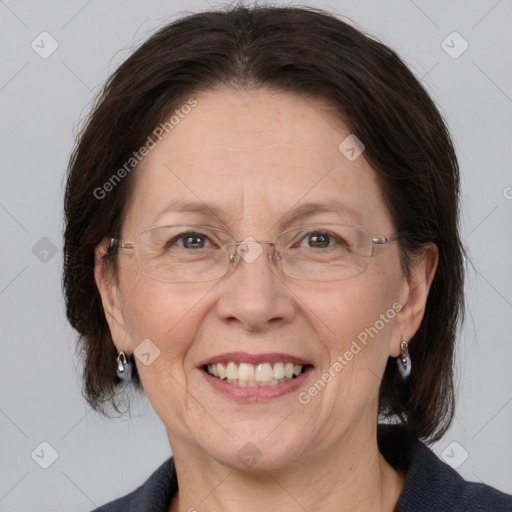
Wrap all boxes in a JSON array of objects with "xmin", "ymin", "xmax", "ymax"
[
  {"xmin": 198, "ymin": 352, "xmax": 314, "ymax": 401},
  {"xmin": 202, "ymin": 361, "xmax": 310, "ymax": 387}
]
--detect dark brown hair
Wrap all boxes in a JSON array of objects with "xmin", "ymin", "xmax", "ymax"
[{"xmin": 63, "ymin": 4, "xmax": 465, "ymax": 442}]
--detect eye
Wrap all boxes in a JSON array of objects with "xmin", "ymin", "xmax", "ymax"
[
  {"xmin": 298, "ymin": 230, "xmax": 347, "ymax": 249},
  {"xmin": 305, "ymin": 232, "xmax": 332, "ymax": 248},
  {"xmin": 168, "ymin": 232, "xmax": 213, "ymax": 249}
]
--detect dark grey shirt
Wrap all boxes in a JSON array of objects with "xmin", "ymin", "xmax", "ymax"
[{"xmin": 92, "ymin": 425, "xmax": 512, "ymax": 511}]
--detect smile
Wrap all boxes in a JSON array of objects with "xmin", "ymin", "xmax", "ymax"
[
  {"xmin": 204, "ymin": 361, "xmax": 307, "ymax": 386},
  {"xmin": 199, "ymin": 352, "xmax": 314, "ymax": 401}
]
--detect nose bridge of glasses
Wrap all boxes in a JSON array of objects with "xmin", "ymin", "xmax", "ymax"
[
  {"xmin": 235, "ymin": 240, "xmax": 276, "ymax": 248},
  {"xmin": 229, "ymin": 239, "xmax": 279, "ymax": 266}
]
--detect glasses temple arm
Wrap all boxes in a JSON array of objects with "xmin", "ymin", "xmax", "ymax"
[
  {"xmin": 109, "ymin": 238, "xmax": 135, "ymax": 251},
  {"xmin": 372, "ymin": 234, "xmax": 400, "ymax": 244}
]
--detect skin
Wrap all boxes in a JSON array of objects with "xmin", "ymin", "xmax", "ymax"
[{"xmin": 95, "ymin": 87, "xmax": 438, "ymax": 512}]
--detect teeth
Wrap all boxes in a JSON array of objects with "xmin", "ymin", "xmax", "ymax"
[
  {"xmin": 285, "ymin": 363, "xmax": 294, "ymax": 379},
  {"xmin": 226, "ymin": 362, "xmax": 238, "ymax": 380},
  {"xmin": 273, "ymin": 362, "xmax": 285, "ymax": 379},
  {"xmin": 238, "ymin": 362, "xmax": 255, "ymax": 381},
  {"xmin": 205, "ymin": 361, "xmax": 306, "ymax": 385},
  {"xmin": 222, "ymin": 377, "xmax": 290, "ymax": 386},
  {"xmin": 255, "ymin": 363, "xmax": 274, "ymax": 382}
]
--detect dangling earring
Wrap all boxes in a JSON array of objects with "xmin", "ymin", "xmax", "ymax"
[
  {"xmin": 397, "ymin": 340, "xmax": 411, "ymax": 379},
  {"xmin": 116, "ymin": 350, "xmax": 132, "ymax": 381}
]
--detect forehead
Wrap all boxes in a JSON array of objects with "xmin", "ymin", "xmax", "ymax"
[{"xmin": 123, "ymin": 87, "xmax": 391, "ymax": 236}]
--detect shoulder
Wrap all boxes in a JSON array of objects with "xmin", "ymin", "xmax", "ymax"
[
  {"xmin": 90, "ymin": 457, "xmax": 177, "ymax": 512},
  {"xmin": 378, "ymin": 424, "xmax": 512, "ymax": 512},
  {"xmin": 460, "ymin": 481, "xmax": 512, "ymax": 511}
]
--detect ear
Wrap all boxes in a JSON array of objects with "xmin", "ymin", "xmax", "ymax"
[
  {"xmin": 94, "ymin": 238, "xmax": 130, "ymax": 352},
  {"xmin": 389, "ymin": 242, "xmax": 438, "ymax": 357}
]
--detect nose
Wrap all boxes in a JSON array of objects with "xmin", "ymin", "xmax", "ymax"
[{"xmin": 215, "ymin": 242, "xmax": 296, "ymax": 332}]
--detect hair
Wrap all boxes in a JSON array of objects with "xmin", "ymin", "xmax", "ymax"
[{"xmin": 63, "ymin": 4, "xmax": 465, "ymax": 442}]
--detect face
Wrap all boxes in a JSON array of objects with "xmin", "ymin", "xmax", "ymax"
[{"xmin": 97, "ymin": 87, "xmax": 431, "ymax": 471}]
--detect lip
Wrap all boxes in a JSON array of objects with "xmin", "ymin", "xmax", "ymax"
[
  {"xmin": 197, "ymin": 351, "xmax": 313, "ymax": 367},
  {"xmin": 201, "ymin": 365, "xmax": 314, "ymax": 402}
]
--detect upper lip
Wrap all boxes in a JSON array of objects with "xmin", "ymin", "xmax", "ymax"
[{"xmin": 198, "ymin": 352, "xmax": 313, "ymax": 367}]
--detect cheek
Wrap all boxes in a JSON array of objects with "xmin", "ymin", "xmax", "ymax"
[
  {"xmin": 306, "ymin": 266, "xmax": 402, "ymax": 373},
  {"xmin": 118, "ymin": 269, "xmax": 212, "ymax": 363},
  {"xmin": 118, "ymin": 277, "xmax": 217, "ymax": 416}
]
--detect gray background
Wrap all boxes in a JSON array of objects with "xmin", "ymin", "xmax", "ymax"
[{"xmin": 1, "ymin": 0, "xmax": 511, "ymax": 510}]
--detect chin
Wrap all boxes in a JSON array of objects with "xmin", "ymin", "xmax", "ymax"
[{"xmin": 198, "ymin": 424, "xmax": 311, "ymax": 473}]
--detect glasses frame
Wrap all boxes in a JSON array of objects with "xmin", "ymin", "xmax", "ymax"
[{"xmin": 109, "ymin": 223, "xmax": 400, "ymax": 283}]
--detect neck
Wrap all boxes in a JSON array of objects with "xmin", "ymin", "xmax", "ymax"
[{"xmin": 168, "ymin": 423, "xmax": 404, "ymax": 512}]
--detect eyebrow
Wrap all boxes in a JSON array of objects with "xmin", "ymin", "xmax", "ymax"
[
  {"xmin": 276, "ymin": 201, "xmax": 360, "ymax": 227},
  {"xmin": 152, "ymin": 200, "xmax": 360, "ymax": 229}
]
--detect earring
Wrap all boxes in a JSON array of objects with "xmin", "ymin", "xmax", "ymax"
[
  {"xmin": 397, "ymin": 340, "xmax": 411, "ymax": 379},
  {"xmin": 116, "ymin": 350, "xmax": 132, "ymax": 381}
]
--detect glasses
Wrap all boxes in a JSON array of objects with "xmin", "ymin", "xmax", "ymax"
[{"xmin": 109, "ymin": 224, "xmax": 399, "ymax": 283}]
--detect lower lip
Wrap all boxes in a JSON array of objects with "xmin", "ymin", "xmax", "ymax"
[{"xmin": 201, "ymin": 366, "xmax": 314, "ymax": 402}]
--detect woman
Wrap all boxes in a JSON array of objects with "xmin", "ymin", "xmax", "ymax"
[{"xmin": 63, "ymin": 5, "xmax": 512, "ymax": 511}]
